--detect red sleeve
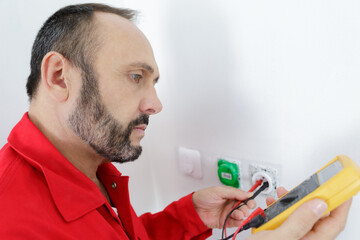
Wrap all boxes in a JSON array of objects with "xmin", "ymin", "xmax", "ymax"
[{"xmin": 140, "ymin": 193, "xmax": 213, "ymax": 240}]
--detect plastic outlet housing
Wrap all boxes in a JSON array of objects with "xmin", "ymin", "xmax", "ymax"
[
  {"xmin": 252, "ymin": 171, "xmax": 273, "ymax": 194},
  {"xmin": 249, "ymin": 163, "xmax": 279, "ymax": 196},
  {"xmin": 217, "ymin": 159, "xmax": 240, "ymax": 188}
]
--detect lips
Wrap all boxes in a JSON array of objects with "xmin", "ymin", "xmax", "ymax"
[{"xmin": 133, "ymin": 124, "xmax": 147, "ymax": 131}]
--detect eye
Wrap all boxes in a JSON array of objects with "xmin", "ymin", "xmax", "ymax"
[{"xmin": 130, "ymin": 73, "xmax": 143, "ymax": 84}]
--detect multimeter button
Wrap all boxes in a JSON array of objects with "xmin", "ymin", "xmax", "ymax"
[
  {"xmin": 280, "ymin": 195, "xmax": 298, "ymax": 204},
  {"xmin": 280, "ymin": 196, "xmax": 297, "ymax": 203}
]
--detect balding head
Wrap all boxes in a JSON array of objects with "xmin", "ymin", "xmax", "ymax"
[{"xmin": 26, "ymin": 3, "xmax": 137, "ymax": 100}]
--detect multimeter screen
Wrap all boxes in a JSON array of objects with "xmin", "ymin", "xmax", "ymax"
[{"xmin": 262, "ymin": 160, "xmax": 343, "ymax": 224}]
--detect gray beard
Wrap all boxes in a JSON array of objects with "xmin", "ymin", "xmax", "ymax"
[{"xmin": 68, "ymin": 69, "xmax": 147, "ymax": 163}]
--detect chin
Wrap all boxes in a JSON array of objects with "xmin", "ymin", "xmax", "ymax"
[
  {"xmin": 130, "ymin": 137, "xmax": 143, "ymax": 146},
  {"xmin": 130, "ymin": 142, "xmax": 142, "ymax": 147}
]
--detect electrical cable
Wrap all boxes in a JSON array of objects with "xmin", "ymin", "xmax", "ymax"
[
  {"xmin": 222, "ymin": 203, "xmax": 245, "ymax": 239},
  {"xmin": 222, "ymin": 179, "xmax": 263, "ymax": 238},
  {"xmin": 220, "ymin": 214, "xmax": 266, "ymax": 240},
  {"xmin": 248, "ymin": 179, "xmax": 264, "ymax": 192},
  {"xmin": 220, "ymin": 181, "xmax": 269, "ymax": 240},
  {"xmin": 241, "ymin": 214, "xmax": 265, "ymax": 231},
  {"xmin": 231, "ymin": 208, "xmax": 265, "ymax": 240}
]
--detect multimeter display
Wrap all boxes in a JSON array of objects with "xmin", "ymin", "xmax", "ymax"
[
  {"xmin": 263, "ymin": 160, "xmax": 342, "ymax": 224},
  {"xmin": 253, "ymin": 155, "xmax": 360, "ymax": 233}
]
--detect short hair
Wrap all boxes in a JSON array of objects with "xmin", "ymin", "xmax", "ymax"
[{"xmin": 26, "ymin": 3, "xmax": 137, "ymax": 100}]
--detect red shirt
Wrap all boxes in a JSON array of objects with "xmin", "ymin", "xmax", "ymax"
[{"xmin": 0, "ymin": 113, "xmax": 212, "ymax": 239}]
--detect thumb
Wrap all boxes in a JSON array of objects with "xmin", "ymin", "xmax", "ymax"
[{"xmin": 275, "ymin": 199, "xmax": 328, "ymax": 239}]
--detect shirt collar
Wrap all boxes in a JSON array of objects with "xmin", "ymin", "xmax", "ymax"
[{"xmin": 7, "ymin": 113, "xmax": 121, "ymax": 222}]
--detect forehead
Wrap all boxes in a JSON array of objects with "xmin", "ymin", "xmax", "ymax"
[{"xmin": 93, "ymin": 12, "xmax": 159, "ymax": 74}]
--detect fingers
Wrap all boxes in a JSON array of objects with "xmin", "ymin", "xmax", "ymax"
[
  {"xmin": 247, "ymin": 199, "xmax": 256, "ymax": 209},
  {"xmin": 232, "ymin": 207, "xmax": 247, "ymax": 219},
  {"xmin": 225, "ymin": 200, "xmax": 256, "ymax": 228},
  {"xmin": 226, "ymin": 208, "xmax": 248, "ymax": 228},
  {"xmin": 322, "ymin": 198, "xmax": 352, "ymax": 236},
  {"xmin": 303, "ymin": 198, "xmax": 352, "ymax": 240},
  {"xmin": 274, "ymin": 199, "xmax": 328, "ymax": 239},
  {"xmin": 218, "ymin": 186, "xmax": 253, "ymax": 201},
  {"xmin": 266, "ymin": 196, "xmax": 275, "ymax": 206},
  {"xmin": 226, "ymin": 216, "xmax": 245, "ymax": 228},
  {"xmin": 266, "ymin": 187, "xmax": 288, "ymax": 206},
  {"xmin": 329, "ymin": 198, "xmax": 352, "ymax": 222},
  {"xmin": 277, "ymin": 187, "xmax": 288, "ymax": 197}
]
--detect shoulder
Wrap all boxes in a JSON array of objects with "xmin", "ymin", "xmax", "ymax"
[
  {"xmin": 0, "ymin": 144, "xmax": 51, "ymax": 209},
  {"xmin": 0, "ymin": 144, "xmax": 60, "ymax": 236},
  {"xmin": 0, "ymin": 144, "xmax": 24, "ymax": 193}
]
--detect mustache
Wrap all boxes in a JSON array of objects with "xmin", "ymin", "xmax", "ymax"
[
  {"xmin": 129, "ymin": 114, "xmax": 149, "ymax": 128},
  {"xmin": 122, "ymin": 114, "xmax": 149, "ymax": 140}
]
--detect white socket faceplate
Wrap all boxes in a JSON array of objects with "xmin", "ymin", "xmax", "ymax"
[{"xmin": 178, "ymin": 147, "xmax": 202, "ymax": 179}]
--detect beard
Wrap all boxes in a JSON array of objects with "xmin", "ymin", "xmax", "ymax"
[{"xmin": 68, "ymin": 68, "xmax": 149, "ymax": 163}]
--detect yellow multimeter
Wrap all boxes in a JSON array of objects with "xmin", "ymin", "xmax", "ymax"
[{"xmin": 252, "ymin": 155, "xmax": 360, "ymax": 233}]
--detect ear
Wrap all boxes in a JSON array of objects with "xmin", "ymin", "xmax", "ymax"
[{"xmin": 40, "ymin": 51, "xmax": 70, "ymax": 102}]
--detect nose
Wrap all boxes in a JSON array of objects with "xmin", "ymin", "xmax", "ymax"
[{"xmin": 139, "ymin": 87, "xmax": 163, "ymax": 116}]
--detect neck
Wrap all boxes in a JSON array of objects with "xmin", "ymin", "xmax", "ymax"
[{"xmin": 28, "ymin": 106, "xmax": 105, "ymax": 183}]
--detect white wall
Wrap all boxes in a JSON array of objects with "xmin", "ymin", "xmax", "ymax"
[
  {"xmin": 1, "ymin": 0, "xmax": 359, "ymax": 239},
  {"xmin": 144, "ymin": 0, "xmax": 360, "ymax": 239}
]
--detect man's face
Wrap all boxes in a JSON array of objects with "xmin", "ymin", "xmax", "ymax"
[{"xmin": 68, "ymin": 13, "xmax": 162, "ymax": 163}]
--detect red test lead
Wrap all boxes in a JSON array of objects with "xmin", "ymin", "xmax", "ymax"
[{"xmin": 232, "ymin": 207, "xmax": 265, "ymax": 240}]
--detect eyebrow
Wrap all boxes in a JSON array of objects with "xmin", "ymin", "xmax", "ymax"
[
  {"xmin": 129, "ymin": 62, "xmax": 160, "ymax": 83},
  {"xmin": 129, "ymin": 62, "xmax": 154, "ymax": 73}
]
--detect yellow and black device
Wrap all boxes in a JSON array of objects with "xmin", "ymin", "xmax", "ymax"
[{"xmin": 252, "ymin": 155, "xmax": 360, "ymax": 233}]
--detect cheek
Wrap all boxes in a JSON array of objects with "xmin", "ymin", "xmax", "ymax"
[
  {"xmin": 63, "ymin": 80, "xmax": 82, "ymax": 121},
  {"xmin": 100, "ymin": 85, "xmax": 142, "ymax": 122}
]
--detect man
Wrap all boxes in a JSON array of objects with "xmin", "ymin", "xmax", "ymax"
[{"xmin": 0, "ymin": 3, "xmax": 351, "ymax": 239}]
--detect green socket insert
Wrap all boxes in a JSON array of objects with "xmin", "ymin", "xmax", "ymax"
[{"xmin": 217, "ymin": 159, "xmax": 240, "ymax": 188}]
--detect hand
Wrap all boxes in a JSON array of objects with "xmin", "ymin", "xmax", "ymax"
[
  {"xmin": 247, "ymin": 187, "xmax": 352, "ymax": 240},
  {"xmin": 192, "ymin": 186, "xmax": 256, "ymax": 229}
]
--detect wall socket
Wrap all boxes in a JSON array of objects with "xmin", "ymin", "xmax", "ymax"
[
  {"xmin": 249, "ymin": 163, "xmax": 280, "ymax": 196},
  {"xmin": 217, "ymin": 157, "xmax": 281, "ymax": 198}
]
